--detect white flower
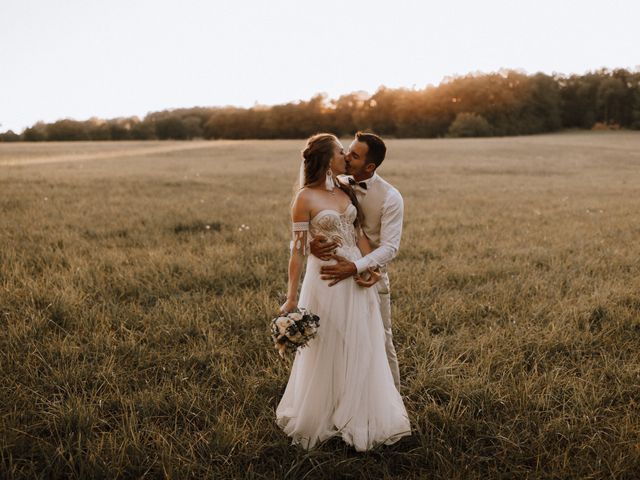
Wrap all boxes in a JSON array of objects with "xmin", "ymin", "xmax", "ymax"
[
  {"xmin": 270, "ymin": 308, "xmax": 320, "ymax": 358},
  {"xmin": 276, "ymin": 317, "xmax": 293, "ymax": 334}
]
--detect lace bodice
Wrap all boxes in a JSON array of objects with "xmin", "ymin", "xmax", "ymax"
[{"xmin": 309, "ymin": 203, "xmax": 358, "ymax": 250}]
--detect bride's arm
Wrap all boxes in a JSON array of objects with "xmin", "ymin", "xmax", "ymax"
[{"xmin": 280, "ymin": 192, "xmax": 310, "ymax": 313}]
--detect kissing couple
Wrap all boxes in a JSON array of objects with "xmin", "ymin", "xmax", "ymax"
[{"xmin": 276, "ymin": 131, "xmax": 411, "ymax": 451}]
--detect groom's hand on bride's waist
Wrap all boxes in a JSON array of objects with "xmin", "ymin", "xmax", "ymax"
[
  {"xmin": 310, "ymin": 235, "xmax": 339, "ymax": 261},
  {"xmin": 320, "ymin": 254, "xmax": 357, "ymax": 287}
]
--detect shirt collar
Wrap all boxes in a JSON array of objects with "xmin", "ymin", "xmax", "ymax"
[
  {"xmin": 360, "ymin": 173, "xmax": 378, "ymax": 188},
  {"xmin": 347, "ymin": 172, "xmax": 378, "ymax": 190}
]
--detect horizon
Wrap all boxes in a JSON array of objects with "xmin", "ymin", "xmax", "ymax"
[
  {"xmin": 2, "ymin": 65, "xmax": 639, "ymax": 134},
  {"xmin": 2, "ymin": 0, "xmax": 639, "ymax": 133}
]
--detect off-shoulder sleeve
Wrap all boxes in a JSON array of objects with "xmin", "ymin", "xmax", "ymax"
[{"xmin": 290, "ymin": 221, "xmax": 310, "ymax": 256}]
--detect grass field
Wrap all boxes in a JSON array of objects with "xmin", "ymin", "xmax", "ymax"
[{"xmin": 1, "ymin": 132, "xmax": 640, "ymax": 479}]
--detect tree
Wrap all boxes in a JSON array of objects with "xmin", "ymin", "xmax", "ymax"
[
  {"xmin": 23, "ymin": 122, "xmax": 48, "ymax": 141},
  {"xmin": 597, "ymin": 77, "xmax": 626, "ymax": 125},
  {"xmin": 130, "ymin": 119, "xmax": 156, "ymax": 140},
  {"xmin": 155, "ymin": 117, "xmax": 188, "ymax": 140},
  {"xmin": 10, "ymin": 68, "xmax": 640, "ymax": 141},
  {"xmin": 631, "ymin": 87, "xmax": 640, "ymax": 130},
  {"xmin": 448, "ymin": 112, "xmax": 492, "ymax": 137},
  {"xmin": 86, "ymin": 118, "xmax": 111, "ymax": 140},
  {"xmin": 0, "ymin": 130, "xmax": 20, "ymax": 142},
  {"xmin": 109, "ymin": 118, "xmax": 134, "ymax": 140},
  {"xmin": 182, "ymin": 116, "xmax": 203, "ymax": 139},
  {"xmin": 47, "ymin": 119, "xmax": 89, "ymax": 141}
]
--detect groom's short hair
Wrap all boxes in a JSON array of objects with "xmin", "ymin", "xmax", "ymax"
[{"xmin": 356, "ymin": 131, "xmax": 386, "ymax": 168}]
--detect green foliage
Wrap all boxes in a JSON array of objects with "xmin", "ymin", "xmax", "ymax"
[
  {"xmin": 0, "ymin": 129, "xmax": 20, "ymax": 142},
  {"xmin": 597, "ymin": 77, "xmax": 626, "ymax": 125},
  {"xmin": 85, "ymin": 119, "xmax": 111, "ymax": 141},
  {"xmin": 108, "ymin": 118, "xmax": 135, "ymax": 140},
  {"xmin": 5, "ymin": 68, "xmax": 640, "ymax": 141},
  {"xmin": 23, "ymin": 122, "xmax": 48, "ymax": 141},
  {"xmin": 130, "ymin": 119, "xmax": 156, "ymax": 140},
  {"xmin": 155, "ymin": 117, "xmax": 188, "ymax": 140},
  {"xmin": 47, "ymin": 119, "xmax": 89, "ymax": 141},
  {"xmin": 182, "ymin": 116, "xmax": 203, "ymax": 139},
  {"xmin": 448, "ymin": 113, "xmax": 492, "ymax": 137}
]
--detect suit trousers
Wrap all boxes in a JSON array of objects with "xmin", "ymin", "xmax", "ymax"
[{"xmin": 376, "ymin": 271, "xmax": 401, "ymax": 391}]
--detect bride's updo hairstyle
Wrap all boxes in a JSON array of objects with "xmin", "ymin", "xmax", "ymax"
[
  {"xmin": 299, "ymin": 133, "xmax": 364, "ymax": 227},
  {"xmin": 301, "ymin": 133, "xmax": 339, "ymax": 186}
]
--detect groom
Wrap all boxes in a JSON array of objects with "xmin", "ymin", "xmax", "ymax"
[{"xmin": 311, "ymin": 131, "xmax": 404, "ymax": 391}]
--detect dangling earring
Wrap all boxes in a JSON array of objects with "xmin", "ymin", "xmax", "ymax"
[{"xmin": 325, "ymin": 169, "xmax": 334, "ymax": 192}]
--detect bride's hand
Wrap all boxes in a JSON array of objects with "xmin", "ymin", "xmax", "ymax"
[
  {"xmin": 279, "ymin": 299, "xmax": 298, "ymax": 315},
  {"xmin": 310, "ymin": 235, "xmax": 338, "ymax": 261},
  {"xmin": 354, "ymin": 267, "xmax": 382, "ymax": 288}
]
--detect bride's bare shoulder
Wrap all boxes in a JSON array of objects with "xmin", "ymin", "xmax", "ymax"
[
  {"xmin": 295, "ymin": 186, "xmax": 323, "ymax": 199},
  {"xmin": 292, "ymin": 187, "xmax": 315, "ymax": 208},
  {"xmin": 291, "ymin": 188, "xmax": 316, "ymax": 220}
]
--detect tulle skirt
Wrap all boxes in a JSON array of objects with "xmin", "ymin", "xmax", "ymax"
[{"xmin": 276, "ymin": 246, "xmax": 411, "ymax": 451}]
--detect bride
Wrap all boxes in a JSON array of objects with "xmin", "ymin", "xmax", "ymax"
[{"xmin": 276, "ymin": 133, "xmax": 411, "ymax": 451}]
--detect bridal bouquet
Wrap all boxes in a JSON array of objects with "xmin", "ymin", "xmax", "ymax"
[{"xmin": 270, "ymin": 308, "xmax": 320, "ymax": 358}]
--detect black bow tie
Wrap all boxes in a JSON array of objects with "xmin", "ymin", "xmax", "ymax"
[{"xmin": 348, "ymin": 178, "xmax": 368, "ymax": 190}]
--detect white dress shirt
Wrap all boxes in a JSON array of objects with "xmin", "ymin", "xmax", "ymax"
[{"xmin": 339, "ymin": 173, "xmax": 404, "ymax": 274}]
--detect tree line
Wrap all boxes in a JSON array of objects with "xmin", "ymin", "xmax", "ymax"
[{"xmin": 2, "ymin": 68, "xmax": 639, "ymax": 142}]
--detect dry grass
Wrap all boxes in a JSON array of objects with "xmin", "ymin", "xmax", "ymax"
[{"xmin": 1, "ymin": 131, "xmax": 640, "ymax": 479}]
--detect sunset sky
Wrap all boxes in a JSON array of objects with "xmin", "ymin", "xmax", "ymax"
[{"xmin": 1, "ymin": 0, "xmax": 638, "ymax": 133}]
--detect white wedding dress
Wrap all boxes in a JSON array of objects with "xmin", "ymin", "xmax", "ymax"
[{"xmin": 276, "ymin": 203, "xmax": 411, "ymax": 451}]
